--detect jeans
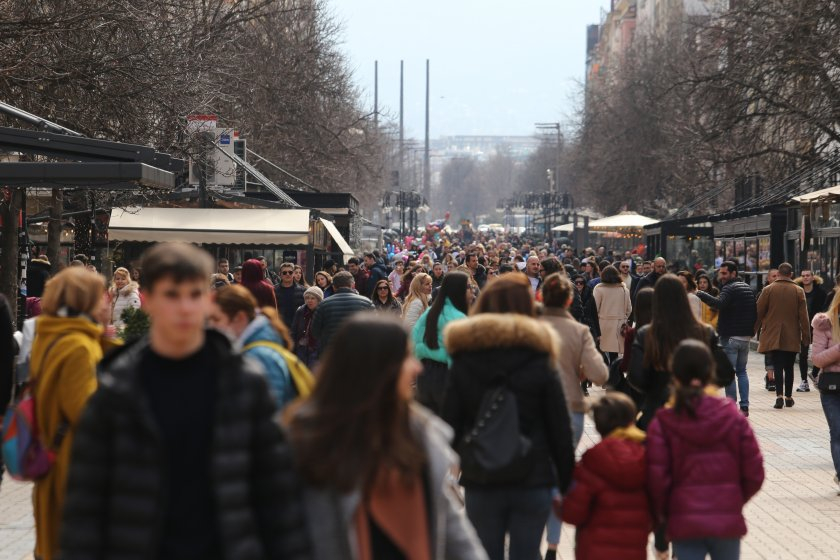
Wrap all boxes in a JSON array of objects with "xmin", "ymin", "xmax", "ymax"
[
  {"xmin": 800, "ymin": 342, "xmax": 820, "ymax": 381},
  {"xmin": 673, "ymin": 538, "xmax": 740, "ymax": 560},
  {"xmin": 721, "ymin": 337, "xmax": 750, "ymax": 408},
  {"xmin": 772, "ymin": 350, "xmax": 797, "ymax": 397},
  {"xmin": 546, "ymin": 412, "xmax": 585, "ymax": 546},
  {"xmin": 466, "ymin": 486, "xmax": 553, "ymax": 560},
  {"xmin": 821, "ymin": 391, "xmax": 840, "ymax": 478}
]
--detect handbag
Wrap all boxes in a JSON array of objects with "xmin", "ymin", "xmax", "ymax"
[
  {"xmin": 818, "ymin": 371, "xmax": 840, "ymax": 394},
  {"xmin": 708, "ymin": 330, "xmax": 736, "ymax": 387},
  {"xmin": 457, "ymin": 378, "xmax": 533, "ymax": 485}
]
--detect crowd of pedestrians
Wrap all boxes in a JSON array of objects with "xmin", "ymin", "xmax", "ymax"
[{"xmin": 2, "ymin": 230, "xmax": 840, "ymax": 560}]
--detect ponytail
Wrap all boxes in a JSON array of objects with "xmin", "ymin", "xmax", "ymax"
[{"xmin": 669, "ymin": 339, "xmax": 714, "ymax": 418}]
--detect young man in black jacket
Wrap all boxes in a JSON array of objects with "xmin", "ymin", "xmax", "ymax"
[{"xmin": 61, "ymin": 242, "xmax": 311, "ymax": 560}]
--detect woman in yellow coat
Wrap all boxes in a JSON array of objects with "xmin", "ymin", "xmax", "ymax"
[{"xmin": 30, "ymin": 267, "xmax": 106, "ymax": 560}]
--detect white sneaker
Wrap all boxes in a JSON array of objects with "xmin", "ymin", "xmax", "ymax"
[{"xmin": 796, "ymin": 380, "xmax": 810, "ymax": 392}]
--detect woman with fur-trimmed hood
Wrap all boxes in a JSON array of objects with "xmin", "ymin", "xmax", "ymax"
[
  {"xmin": 442, "ymin": 274, "xmax": 575, "ymax": 560},
  {"xmin": 109, "ymin": 266, "xmax": 141, "ymax": 329}
]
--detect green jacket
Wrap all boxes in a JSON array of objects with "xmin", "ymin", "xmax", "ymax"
[{"xmin": 412, "ymin": 298, "xmax": 467, "ymax": 364}]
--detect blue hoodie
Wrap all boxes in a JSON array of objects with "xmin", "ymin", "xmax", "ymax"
[{"xmin": 237, "ymin": 315, "xmax": 294, "ymax": 410}]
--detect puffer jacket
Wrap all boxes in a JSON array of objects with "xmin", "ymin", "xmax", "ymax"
[
  {"xmin": 442, "ymin": 313, "xmax": 575, "ymax": 492},
  {"xmin": 60, "ymin": 330, "xmax": 311, "ymax": 560},
  {"xmin": 695, "ymin": 278, "xmax": 756, "ymax": 338},
  {"xmin": 310, "ymin": 287, "xmax": 374, "ymax": 349},
  {"xmin": 237, "ymin": 315, "xmax": 295, "ymax": 410},
  {"xmin": 561, "ymin": 430, "xmax": 652, "ymax": 560},
  {"xmin": 647, "ymin": 395, "xmax": 764, "ymax": 541},
  {"xmin": 412, "ymin": 298, "xmax": 467, "ymax": 365},
  {"xmin": 110, "ymin": 281, "xmax": 141, "ymax": 328},
  {"xmin": 811, "ymin": 313, "xmax": 840, "ymax": 373}
]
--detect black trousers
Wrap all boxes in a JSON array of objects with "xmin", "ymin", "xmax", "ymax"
[
  {"xmin": 772, "ymin": 350, "xmax": 797, "ymax": 398},
  {"xmin": 800, "ymin": 343, "xmax": 820, "ymax": 381},
  {"xmin": 416, "ymin": 359, "xmax": 448, "ymax": 415}
]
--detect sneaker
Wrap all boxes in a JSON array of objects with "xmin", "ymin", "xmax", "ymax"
[
  {"xmin": 582, "ymin": 387, "xmax": 590, "ymax": 397},
  {"xmin": 834, "ymin": 475, "xmax": 840, "ymax": 495},
  {"xmin": 809, "ymin": 370, "xmax": 820, "ymax": 384},
  {"xmin": 796, "ymin": 381, "xmax": 810, "ymax": 392},
  {"xmin": 740, "ymin": 407, "xmax": 749, "ymax": 417}
]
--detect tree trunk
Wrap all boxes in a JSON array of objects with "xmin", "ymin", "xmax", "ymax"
[
  {"xmin": 46, "ymin": 188, "xmax": 63, "ymax": 273},
  {"xmin": 0, "ymin": 187, "xmax": 22, "ymax": 328}
]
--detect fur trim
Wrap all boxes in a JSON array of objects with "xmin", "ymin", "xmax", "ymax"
[
  {"xmin": 813, "ymin": 312, "xmax": 831, "ymax": 331},
  {"xmin": 795, "ymin": 276, "xmax": 824, "ymax": 286},
  {"xmin": 114, "ymin": 281, "xmax": 139, "ymax": 297},
  {"xmin": 444, "ymin": 313, "xmax": 561, "ymax": 361}
]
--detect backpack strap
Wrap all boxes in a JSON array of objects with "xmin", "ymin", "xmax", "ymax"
[{"xmin": 242, "ymin": 340, "xmax": 315, "ymax": 398}]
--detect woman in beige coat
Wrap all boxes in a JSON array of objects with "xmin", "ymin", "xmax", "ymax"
[{"xmin": 593, "ymin": 265, "xmax": 632, "ymax": 362}]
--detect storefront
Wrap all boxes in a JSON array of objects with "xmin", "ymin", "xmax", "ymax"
[
  {"xmin": 644, "ymin": 218, "xmax": 714, "ymax": 271},
  {"xmin": 107, "ymin": 207, "xmax": 354, "ymax": 281},
  {"xmin": 712, "ymin": 210, "xmax": 787, "ymax": 290},
  {"xmin": 789, "ymin": 185, "xmax": 840, "ymax": 288}
]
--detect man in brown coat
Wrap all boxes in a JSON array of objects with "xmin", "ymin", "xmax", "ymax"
[{"xmin": 755, "ymin": 262, "xmax": 810, "ymax": 408}]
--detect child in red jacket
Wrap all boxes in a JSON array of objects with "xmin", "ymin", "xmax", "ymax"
[
  {"xmin": 647, "ymin": 339, "xmax": 764, "ymax": 560},
  {"xmin": 560, "ymin": 392, "xmax": 652, "ymax": 560}
]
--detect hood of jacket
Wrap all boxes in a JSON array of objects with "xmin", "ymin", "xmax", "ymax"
[
  {"xmin": 241, "ymin": 259, "xmax": 265, "ymax": 284},
  {"xmin": 795, "ymin": 276, "xmax": 824, "ymax": 286},
  {"xmin": 444, "ymin": 312, "xmax": 560, "ymax": 364},
  {"xmin": 237, "ymin": 314, "xmax": 285, "ymax": 350},
  {"xmin": 813, "ymin": 312, "xmax": 832, "ymax": 332},
  {"xmin": 655, "ymin": 395, "xmax": 740, "ymax": 447},
  {"xmin": 581, "ymin": 436, "xmax": 647, "ymax": 491},
  {"xmin": 113, "ymin": 281, "xmax": 139, "ymax": 297},
  {"xmin": 35, "ymin": 314, "xmax": 103, "ymax": 340}
]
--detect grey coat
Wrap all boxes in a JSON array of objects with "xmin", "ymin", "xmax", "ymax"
[{"xmin": 299, "ymin": 405, "xmax": 488, "ymax": 560}]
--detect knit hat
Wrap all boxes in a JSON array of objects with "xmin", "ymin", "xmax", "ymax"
[{"xmin": 304, "ymin": 286, "xmax": 324, "ymax": 302}]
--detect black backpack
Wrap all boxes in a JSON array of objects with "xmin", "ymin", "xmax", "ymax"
[{"xmin": 457, "ymin": 379, "xmax": 533, "ymax": 485}]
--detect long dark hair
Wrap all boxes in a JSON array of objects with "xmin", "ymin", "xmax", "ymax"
[
  {"xmin": 372, "ymin": 279, "xmax": 396, "ymax": 307},
  {"xmin": 644, "ymin": 274, "xmax": 707, "ymax": 371},
  {"xmin": 472, "ymin": 274, "xmax": 535, "ymax": 316},
  {"xmin": 423, "ymin": 271, "xmax": 469, "ymax": 349},
  {"xmin": 286, "ymin": 315, "xmax": 425, "ymax": 492},
  {"xmin": 670, "ymin": 339, "xmax": 714, "ymax": 418},
  {"xmin": 634, "ymin": 287, "xmax": 654, "ymax": 327}
]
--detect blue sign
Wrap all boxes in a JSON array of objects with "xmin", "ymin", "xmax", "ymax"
[{"xmin": 219, "ymin": 133, "xmax": 231, "ymax": 145}]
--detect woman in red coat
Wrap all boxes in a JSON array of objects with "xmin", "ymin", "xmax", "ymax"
[
  {"xmin": 561, "ymin": 393, "xmax": 652, "ymax": 560},
  {"xmin": 647, "ymin": 340, "xmax": 764, "ymax": 560}
]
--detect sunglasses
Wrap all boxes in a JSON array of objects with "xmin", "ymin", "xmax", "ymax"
[
  {"xmin": 575, "ymin": 281, "xmax": 585, "ymax": 285},
  {"xmin": 281, "ymin": 271, "xmax": 294, "ymax": 275},
  {"xmin": 377, "ymin": 286, "xmax": 389, "ymax": 290}
]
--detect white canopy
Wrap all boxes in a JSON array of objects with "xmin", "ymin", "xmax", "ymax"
[
  {"xmin": 319, "ymin": 218, "xmax": 355, "ymax": 264},
  {"xmin": 792, "ymin": 185, "xmax": 840, "ymax": 203},
  {"xmin": 109, "ymin": 207, "xmax": 311, "ymax": 245},
  {"xmin": 551, "ymin": 223, "xmax": 575, "ymax": 232},
  {"xmin": 588, "ymin": 211, "xmax": 658, "ymax": 231}
]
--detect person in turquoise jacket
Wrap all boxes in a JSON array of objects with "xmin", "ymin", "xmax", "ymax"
[{"xmin": 412, "ymin": 271, "xmax": 473, "ymax": 413}]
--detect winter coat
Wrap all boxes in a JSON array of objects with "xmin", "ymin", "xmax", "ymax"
[
  {"xmin": 647, "ymin": 395, "xmax": 764, "ymax": 540},
  {"xmin": 561, "ymin": 430, "xmax": 652, "ymax": 560},
  {"xmin": 274, "ymin": 283, "xmax": 306, "ymax": 329},
  {"xmin": 810, "ymin": 313, "xmax": 840, "ymax": 373},
  {"xmin": 795, "ymin": 278, "xmax": 828, "ymax": 320},
  {"xmin": 242, "ymin": 260, "xmax": 278, "ymax": 310},
  {"xmin": 540, "ymin": 307, "xmax": 608, "ymax": 413},
  {"xmin": 291, "ymin": 305, "xmax": 319, "ymax": 369},
  {"xmin": 237, "ymin": 315, "xmax": 295, "ymax": 410},
  {"xmin": 60, "ymin": 330, "xmax": 311, "ymax": 560},
  {"xmin": 442, "ymin": 313, "xmax": 576, "ymax": 492},
  {"xmin": 27, "ymin": 257, "xmax": 51, "ymax": 298},
  {"xmin": 593, "ymin": 282, "xmax": 632, "ymax": 353},
  {"xmin": 755, "ymin": 277, "xmax": 810, "ymax": 352},
  {"xmin": 311, "ymin": 287, "xmax": 374, "ymax": 349},
  {"xmin": 298, "ymin": 406, "xmax": 488, "ymax": 560},
  {"xmin": 110, "ymin": 281, "xmax": 142, "ymax": 328},
  {"xmin": 412, "ymin": 298, "xmax": 467, "ymax": 365},
  {"xmin": 31, "ymin": 315, "xmax": 103, "ymax": 560},
  {"xmin": 403, "ymin": 296, "xmax": 429, "ymax": 331},
  {"xmin": 632, "ymin": 271, "xmax": 661, "ymax": 302},
  {"xmin": 0, "ymin": 294, "xmax": 13, "ymax": 419},
  {"xmin": 696, "ymin": 278, "xmax": 756, "ymax": 338},
  {"xmin": 373, "ymin": 297, "xmax": 402, "ymax": 314},
  {"xmin": 628, "ymin": 324, "xmax": 717, "ymax": 431},
  {"xmin": 365, "ymin": 263, "xmax": 389, "ymax": 297}
]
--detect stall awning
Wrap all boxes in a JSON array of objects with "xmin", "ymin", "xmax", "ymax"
[
  {"xmin": 588, "ymin": 211, "xmax": 658, "ymax": 231},
  {"xmin": 109, "ymin": 207, "xmax": 310, "ymax": 245},
  {"xmin": 551, "ymin": 223, "xmax": 575, "ymax": 232},
  {"xmin": 319, "ymin": 218, "xmax": 355, "ymax": 263},
  {"xmin": 791, "ymin": 185, "xmax": 840, "ymax": 203}
]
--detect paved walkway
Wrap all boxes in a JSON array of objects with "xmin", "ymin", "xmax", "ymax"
[{"xmin": 2, "ymin": 351, "xmax": 839, "ymax": 559}]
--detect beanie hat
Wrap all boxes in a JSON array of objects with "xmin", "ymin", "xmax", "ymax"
[{"xmin": 304, "ymin": 286, "xmax": 324, "ymax": 302}]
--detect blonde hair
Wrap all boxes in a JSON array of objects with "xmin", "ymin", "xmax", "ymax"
[
  {"xmin": 829, "ymin": 290, "xmax": 840, "ymax": 344},
  {"xmin": 402, "ymin": 273, "xmax": 431, "ymax": 318},
  {"xmin": 41, "ymin": 267, "xmax": 106, "ymax": 316},
  {"xmin": 111, "ymin": 266, "xmax": 131, "ymax": 291}
]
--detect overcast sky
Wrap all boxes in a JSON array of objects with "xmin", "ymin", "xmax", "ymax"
[{"xmin": 332, "ymin": 0, "xmax": 612, "ymax": 139}]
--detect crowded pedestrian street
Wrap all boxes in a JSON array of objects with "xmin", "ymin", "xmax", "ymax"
[{"xmin": 1, "ymin": 350, "xmax": 838, "ymax": 560}]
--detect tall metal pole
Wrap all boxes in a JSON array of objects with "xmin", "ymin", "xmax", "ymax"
[
  {"xmin": 399, "ymin": 60, "xmax": 405, "ymax": 236},
  {"xmin": 374, "ymin": 60, "xmax": 379, "ymax": 129},
  {"xmin": 424, "ymin": 59, "xmax": 431, "ymax": 209}
]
